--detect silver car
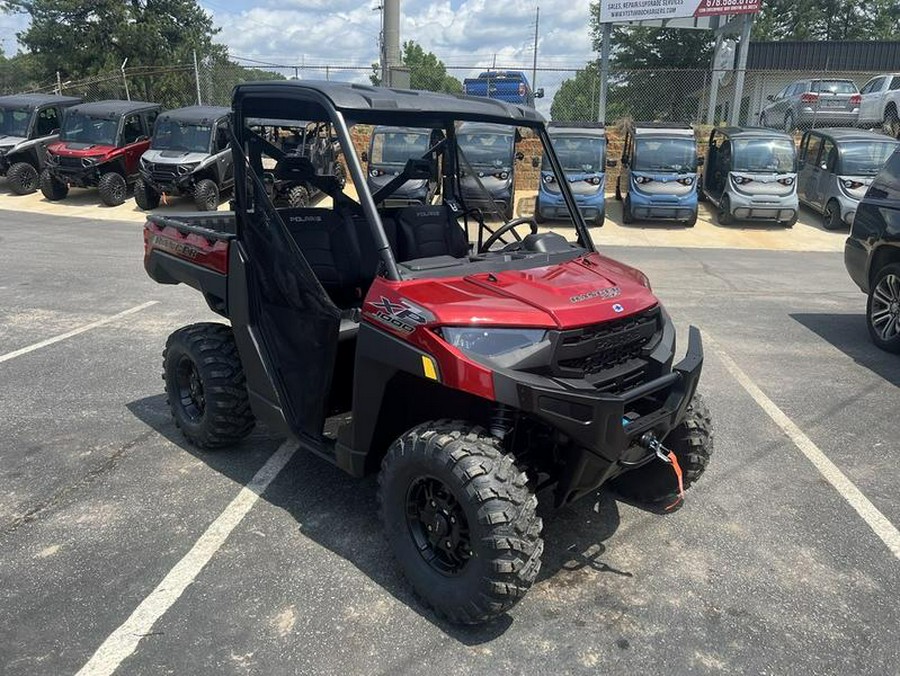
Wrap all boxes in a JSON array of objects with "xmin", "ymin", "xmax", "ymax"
[
  {"xmin": 759, "ymin": 79, "xmax": 861, "ymax": 132},
  {"xmin": 797, "ymin": 128, "xmax": 899, "ymax": 229}
]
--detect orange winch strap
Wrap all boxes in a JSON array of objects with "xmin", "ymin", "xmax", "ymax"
[{"xmin": 664, "ymin": 451, "xmax": 685, "ymax": 512}]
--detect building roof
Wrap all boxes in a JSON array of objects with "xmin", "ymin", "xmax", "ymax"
[
  {"xmin": 805, "ymin": 127, "xmax": 900, "ymax": 143},
  {"xmin": 233, "ymin": 81, "xmax": 544, "ymax": 127},
  {"xmin": 157, "ymin": 105, "xmax": 228, "ymax": 124},
  {"xmin": 0, "ymin": 93, "xmax": 82, "ymax": 108},
  {"xmin": 747, "ymin": 41, "xmax": 900, "ymax": 72},
  {"xmin": 68, "ymin": 99, "xmax": 161, "ymax": 118}
]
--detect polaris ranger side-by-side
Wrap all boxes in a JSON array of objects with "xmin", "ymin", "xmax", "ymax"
[
  {"xmin": 135, "ymin": 106, "xmax": 232, "ymax": 212},
  {"xmin": 0, "ymin": 93, "xmax": 82, "ymax": 194},
  {"xmin": 144, "ymin": 82, "xmax": 713, "ymax": 624},
  {"xmin": 42, "ymin": 99, "xmax": 161, "ymax": 206}
]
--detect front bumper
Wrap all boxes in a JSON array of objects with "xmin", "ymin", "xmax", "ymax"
[
  {"xmin": 539, "ymin": 187, "xmax": 605, "ymax": 221},
  {"xmin": 629, "ymin": 188, "xmax": 698, "ymax": 222},
  {"xmin": 142, "ymin": 169, "xmax": 195, "ymax": 196},
  {"xmin": 492, "ymin": 323, "xmax": 703, "ymax": 505},
  {"xmin": 727, "ymin": 188, "xmax": 798, "ymax": 222}
]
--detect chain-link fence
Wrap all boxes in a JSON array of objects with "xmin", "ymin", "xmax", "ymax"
[{"xmin": 2, "ymin": 59, "xmax": 891, "ymax": 133}]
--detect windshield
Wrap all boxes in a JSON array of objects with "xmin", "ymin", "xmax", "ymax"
[
  {"xmin": 152, "ymin": 119, "xmax": 212, "ymax": 153},
  {"xmin": 61, "ymin": 112, "xmax": 118, "ymax": 146},
  {"xmin": 544, "ymin": 136, "xmax": 606, "ymax": 172},
  {"xmin": 839, "ymin": 141, "xmax": 898, "ymax": 176},
  {"xmin": 810, "ymin": 80, "xmax": 857, "ymax": 94},
  {"xmin": 0, "ymin": 106, "xmax": 32, "ymax": 137},
  {"xmin": 634, "ymin": 137, "xmax": 696, "ymax": 172},
  {"xmin": 733, "ymin": 138, "xmax": 796, "ymax": 172},
  {"xmin": 370, "ymin": 130, "xmax": 430, "ymax": 166},
  {"xmin": 458, "ymin": 132, "xmax": 514, "ymax": 168}
]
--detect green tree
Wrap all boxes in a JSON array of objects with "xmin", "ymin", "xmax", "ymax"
[
  {"xmin": 1, "ymin": 0, "xmax": 226, "ymax": 79},
  {"xmin": 587, "ymin": 3, "xmax": 713, "ymax": 122},
  {"xmin": 551, "ymin": 61, "xmax": 603, "ymax": 122},
  {"xmin": 370, "ymin": 41, "xmax": 462, "ymax": 93},
  {"xmin": 753, "ymin": 0, "xmax": 900, "ymax": 40}
]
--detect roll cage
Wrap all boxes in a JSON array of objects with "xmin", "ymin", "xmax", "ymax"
[{"xmin": 230, "ymin": 81, "xmax": 596, "ymax": 283}]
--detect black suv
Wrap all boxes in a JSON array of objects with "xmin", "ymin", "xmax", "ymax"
[
  {"xmin": 844, "ymin": 145, "xmax": 900, "ymax": 352},
  {"xmin": 0, "ymin": 93, "xmax": 82, "ymax": 194},
  {"xmin": 135, "ymin": 106, "xmax": 232, "ymax": 211}
]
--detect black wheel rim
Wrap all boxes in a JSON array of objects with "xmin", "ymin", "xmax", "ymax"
[
  {"xmin": 112, "ymin": 179, "xmax": 125, "ymax": 202},
  {"xmin": 825, "ymin": 203, "xmax": 837, "ymax": 227},
  {"xmin": 175, "ymin": 355, "xmax": 205, "ymax": 421},
  {"xmin": 406, "ymin": 476, "xmax": 472, "ymax": 576},
  {"xmin": 20, "ymin": 167, "xmax": 36, "ymax": 191},
  {"xmin": 871, "ymin": 273, "xmax": 900, "ymax": 341}
]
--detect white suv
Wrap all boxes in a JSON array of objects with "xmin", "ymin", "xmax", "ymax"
[{"xmin": 858, "ymin": 73, "xmax": 900, "ymax": 137}]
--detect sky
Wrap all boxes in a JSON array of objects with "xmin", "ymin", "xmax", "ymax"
[{"xmin": 0, "ymin": 1, "xmax": 598, "ymax": 114}]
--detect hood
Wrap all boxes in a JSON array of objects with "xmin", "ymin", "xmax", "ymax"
[
  {"xmin": 48, "ymin": 140, "xmax": 116, "ymax": 157},
  {"xmin": 398, "ymin": 253, "xmax": 657, "ymax": 329},
  {"xmin": 0, "ymin": 135, "xmax": 27, "ymax": 150},
  {"xmin": 142, "ymin": 149, "xmax": 211, "ymax": 165}
]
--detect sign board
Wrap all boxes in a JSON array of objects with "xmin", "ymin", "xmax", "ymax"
[{"xmin": 599, "ymin": 0, "xmax": 760, "ymax": 24}]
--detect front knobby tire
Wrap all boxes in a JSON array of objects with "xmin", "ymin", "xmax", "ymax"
[
  {"xmin": 40, "ymin": 169, "xmax": 68, "ymax": 201},
  {"xmin": 98, "ymin": 171, "xmax": 127, "ymax": 206},
  {"xmin": 162, "ymin": 323, "xmax": 255, "ymax": 449},
  {"xmin": 379, "ymin": 421, "xmax": 543, "ymax": 624},
  {"xmin": 194, "ymin": 178, "xmax": 220, "ymax": 211},
  {"xmin": 611, "ymin": 394, "xmax": 714, "ymax": 507},
  {"xmin": 6, "ymin": 161, "xmax": 39, "ymax": 195}
]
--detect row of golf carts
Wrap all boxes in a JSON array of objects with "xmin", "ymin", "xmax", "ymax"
[
  {"xmin": 0, "ymin": 93, "xmax": 342, "ymax": 210},
  {"xmin": 373, "ymin": 119, "xmax": 899, "ymax": 230}
]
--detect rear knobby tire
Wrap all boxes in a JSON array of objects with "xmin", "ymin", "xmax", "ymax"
[
  {"xmin": 162, "ymin": 323, "xmax": 255, "ymax": 449},
  {"xmin": 610, "ymin": 393, "xmax": 714, "ymax": 507},
  {"xmin": 379, "ymin": 421, "xmax": 543, "ymax": 624},
  {"xmin": 40, "ymin": 169, "xmax": 68, "ymax": 201},
  {"xmin": 98, "ymin": 171, "xmax": 127, "ymax": 206},
  {"xmin": 194, "ymin": 178, "xmax": 220, "ymax": 211},
  {"xmin": 6, "ymin": 161, "xmax": 39, "ymax": 195},
  {"xmin": 134, "ymin": 177, "xmax": 161, "ymax": 210}
]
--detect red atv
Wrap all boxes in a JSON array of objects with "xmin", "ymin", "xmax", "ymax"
[
  {"xmin": 42, "ymin": 99, "xmax": 161, "ymax": 206},
  {"xmin": 144, "ymin": 82, "xmax": 713, "ymax": 624}
]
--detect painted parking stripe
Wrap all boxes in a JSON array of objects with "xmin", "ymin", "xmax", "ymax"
[
  {"xmin": 76, "ymin": 440, "xmax": 297, "ymax": 676},
  {"xmin": 708, "ymin": 334, "xmax": 900, "ymax": 560},
  {"xmin": 0, "ymin": 301, "xmax": 159, "ymax": 364}
]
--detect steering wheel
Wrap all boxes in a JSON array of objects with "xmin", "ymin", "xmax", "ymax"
[{"xmin": 480, "ymin": 216, "xmax": 539, "ymax": 252}]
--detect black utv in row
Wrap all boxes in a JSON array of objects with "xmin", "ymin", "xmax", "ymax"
[
  {"xmin": 0, "ymin": 93, "xmax": 82, "ymax": 195},
  {"xmin": 135, "ymin": 106, "xmax": 232, "ymax": 211}
]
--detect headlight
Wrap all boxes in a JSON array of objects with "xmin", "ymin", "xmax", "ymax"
[
  {"xmin": 678, "ymin": 176, "xmax": 694, "ymax": 186},
  {"xmin": 588, "ymin": 176, "xmax": 602, "ymax": 186},
  {"xmin": 440, "ymin": 327, "xmax": 547, "ymax": 358},
  {"xmin": 841, "ymin": 178, "xmax": 863, "ymax": 190},
  {"xmin": 634, "ymin": 175, "xmax": 652, "ymax": 184},
  {"xmin": 542, "ymin": 174, "xmax": 555, "ymax": 184},
  {"xmin": 177, "ymin": 162, "xmax": 199, "ymax": 175},
  {"xmin": 82, "ymin": 157, "xmax": 98, "ymax": 167},
  {"xmin": 732, "ymin": 175, "xmax": 753, "ymax": 185},
  {"xmin": 778, "ymin": 176, "xmax": 795, "ymax": 186}
]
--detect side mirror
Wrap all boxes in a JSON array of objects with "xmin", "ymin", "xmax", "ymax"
[
  {"xmin": 766, "ymin": 94, "xmax": 775, "ymax": 102},
  {"xmin": 697, "ymin": 156, "xmax": 705, "ymax": 166},
  {"xmin": 136, "ymin": 135, "xmax": 149, "ymax": 142},
  {"xmin": 606, "ymin": 158, "xmax": 618, "ymax": 168},
  {"xmin": 534, "ymin": 88, "xmax": 545, "ymax": 99},
  {"xmin": 531, "ymin": 156, "xmax": 540, "ymax": 168},
  {"xmin": 361, "ymin": 151, "xmax": 368, "ymax": 163},
  {"xmin": 821, "ymin": 162, "xmax": 828, "ymax": 171},
  {"xmin": 515, "ymin": 150, "xmax": 525, "ymax": 161}
]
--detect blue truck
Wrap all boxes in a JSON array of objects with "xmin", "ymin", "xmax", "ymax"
[{"xmin": 463, "ymin": 71, "xmax": 544, "ymax": 108}]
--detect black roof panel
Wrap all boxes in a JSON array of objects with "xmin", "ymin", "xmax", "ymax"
[
  {"xmin": 715, "ymin": 126, "xmax": 795, "ymax": 141},
  {"xmin": 68, "ymin": 99, "xmax": 161, "ymax": 117},
  {"xmin": 157, "ymin": 105, "xmax": 229, "ymax": 124},
  {"xmin": 804, "ymin": 127, "xmax": 900, "ymax": 142},
  {"xmin": 233, "ymin": 81, "xmax": 544, "ymax": 127},
  {"xmin": 0, "ymin": 93, "xmax": 82, "ymax": 108}
]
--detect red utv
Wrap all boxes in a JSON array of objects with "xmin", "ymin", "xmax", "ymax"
[
  {"xmin": 42, "ymin": 99, "xmax": 161, "ymax": 206},
  {"xmin": 143, "ymin": 82, "xmax": 713, "ymax": 624}
]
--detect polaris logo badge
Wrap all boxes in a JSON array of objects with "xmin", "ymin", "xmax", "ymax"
[
  {"xmin": 612, "ymin": 303, "xmax": 624, "ymax": 313},
  {"xmin": 570, "ymin": 287, "xmax": 621, "ymax": 304},
  {"xmin": 289, "ymin": 215, "xmax": 322, "ymax": 223},
  {"xmin": 415, "ymin": 210, "xmax": 440, "ymax": 218}
]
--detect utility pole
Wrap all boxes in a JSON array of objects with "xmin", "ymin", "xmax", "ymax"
[
  {"xmin": 382, "ymin": 0, "xmax": 400, "ymax": 86},
  {"xmin": 531, "ymin": 6, "xmax": 539, "ymax": 92}
]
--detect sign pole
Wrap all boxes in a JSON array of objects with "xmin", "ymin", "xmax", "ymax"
[
  {"xmin": 706, "ymin": 31, "xmax": 724, "ymax": 126},
  {"xmin": 729, "ymin": 13, "xmax": 754, "ymax": 126},
  {"xmin": 597, "ymin": 22, "xmax": 611, "ymax": 123}
]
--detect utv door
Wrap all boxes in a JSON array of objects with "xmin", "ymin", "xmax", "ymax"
[{"xmin": 231, "ymin": 111, "xmax": 341, "ymax": 441}]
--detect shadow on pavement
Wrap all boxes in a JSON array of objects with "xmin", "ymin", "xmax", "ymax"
[
  {"xmin": 127, "ymin": 394, "xmax": 631, "ymax": 643},
  {"xmin": 791, "ymin": 312, "xmax": 900, "ymax": 386}
]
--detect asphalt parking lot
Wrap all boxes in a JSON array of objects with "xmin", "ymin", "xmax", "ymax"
[{"xmin": 1, "ymin": 205, "xmax": 898, "ymax": 675}]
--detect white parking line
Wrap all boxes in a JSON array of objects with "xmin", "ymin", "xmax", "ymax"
[
  {"xmin": 76, "ymin": 440, "xmax": 298, "ymax": 676},
  {"xmin": 707, "ymin": 334, "xmax": 900, "ymax": 560},
  {"xmin": 0, "ymin": 301, "xmax": 159, "ymax": 364}
]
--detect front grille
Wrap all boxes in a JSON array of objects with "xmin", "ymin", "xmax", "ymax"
[
  {"xmin": 147, "ymin": 163, "xmax": 179, "ymax": 184},
  {"xmin": 550, "ymin": 306, "xmax": 661, "ymax": 390},
  {"xmin": 56, "ymin": 156, "xmax": 83, "ymax": 169}
]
